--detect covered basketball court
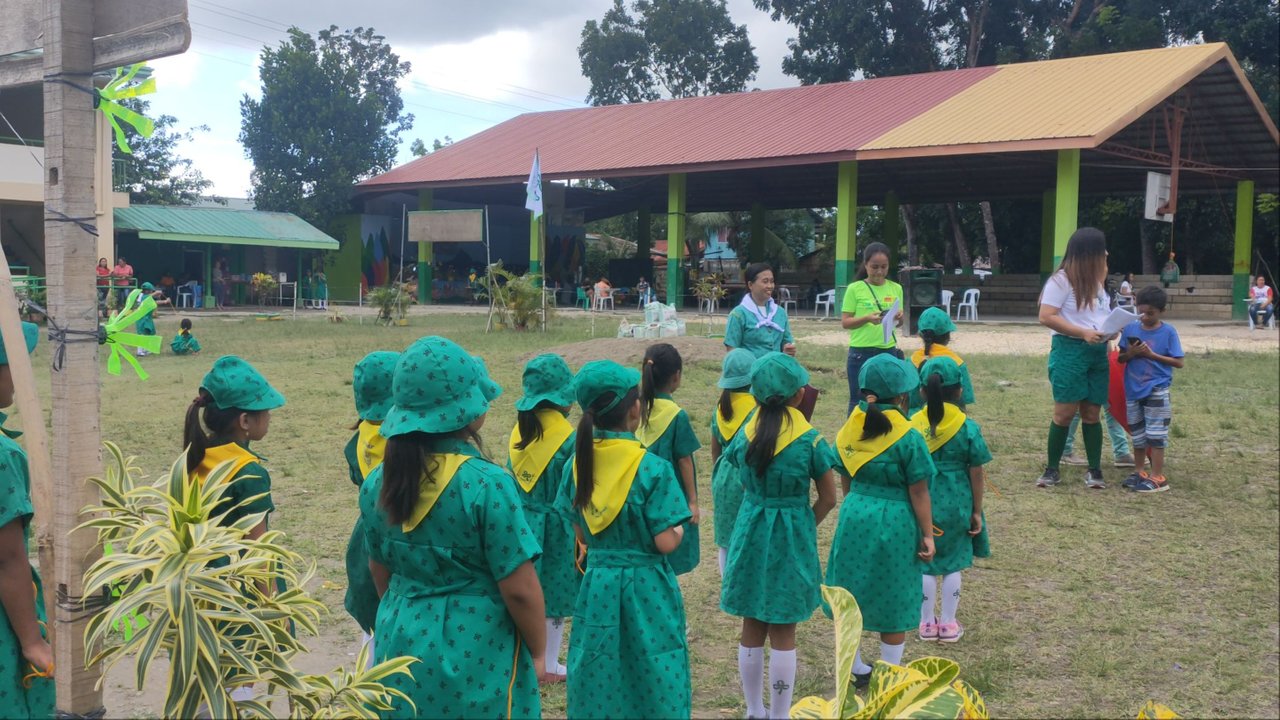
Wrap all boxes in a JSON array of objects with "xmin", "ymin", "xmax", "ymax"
[{"xmin": 356, "ymin": 43, "xmax": 1278, "ymax": 319}]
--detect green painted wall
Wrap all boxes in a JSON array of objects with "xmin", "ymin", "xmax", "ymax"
[{"xmin": 328, "ymin": 215, "xmax": 364, "ymax": 303}]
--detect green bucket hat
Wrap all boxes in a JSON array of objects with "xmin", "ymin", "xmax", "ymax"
[
  {"xmin": 0, "ymin": 321, "xmax": 39, "ymax": 365},
  {"xmin": 516, "ymin": 354, "xmax": 576, "ymax": 411},
  {"xmin": 919, "ymin": 356, "xmax": 962, "ymax": 387},
  {"xmin": 141, "ymin": 282, "xmax": 155, "ymax": 291},
  {"xmin": 381, "ymin": 336, "xmax": 501, "ymax": 437},
  {"xmin": 858, "ymin": 354, "xmax": 919, "ymax": 400},
  {"xmin": 353, "ymin": 351, "xmax": 400, "ymax": 422},
  {"xmin": 917, "ymin": 307, "xmax": 956, "ymax": 334},
  {"xmin": 201, "ymin": 356, "xmax": 286, "ymax": 411},
  {"xmin": 574, "ymin": 359, "xmax": 640, "ymax": 415},
  {"xmin": 749, "ymin": 352, "xmax": 809, "ymax": 403},
  {"xmin": 717, "ymin": 348, "xmax": 756, "ymax": 390}
]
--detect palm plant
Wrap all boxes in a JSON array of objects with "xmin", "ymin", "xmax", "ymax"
[
  {"xmin": 80, "ymin": 443, "xmax": 417, "ymax": 718},
  {"xmin": 364, "ymin": 284, "xmax": 413, "ymax": 325},
  {"xmin": 476, "ymin": 262, "xmax": 550, "ymax": 330}
]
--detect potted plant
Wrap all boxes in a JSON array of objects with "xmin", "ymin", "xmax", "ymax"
[
  {"xmin": 692, "ymin": 273, "xmax": 726, "ymax": 314},
  {"xmin": 479, "ymin": 263, "xmax": 551, "ymax": 330},
  {"xmin": 249, "ymin": 272, "xmax": 279, "ymax": 310},
  {"xmin": 365, "ymin": 284, "xmax": 413, "ymax": 326}
]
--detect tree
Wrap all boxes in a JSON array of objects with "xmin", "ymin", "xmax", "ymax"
[
  {"xmin": 409, "ymin": 136, "xmax": 453, "ymax": 157},
  {"xmin": 579, "ymin": 0, "xmax": 759, "ymax": 105},
  {"xmin": 240, "ymin": 26, "xmax": 413, "ymax": 233},
  {"xmin": 112, "ymin": 99, "xmax": 218, "ymax": 206}
]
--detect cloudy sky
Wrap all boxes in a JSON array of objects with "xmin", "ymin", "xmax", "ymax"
[{"xmin": 146, "ymin": 0, "xmax": 800, "ymax": 197}]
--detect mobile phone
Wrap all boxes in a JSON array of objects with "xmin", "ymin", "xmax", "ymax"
[{"xmin": 1127, "ymin": 337, "xmax": 1141, "ymax": 346}]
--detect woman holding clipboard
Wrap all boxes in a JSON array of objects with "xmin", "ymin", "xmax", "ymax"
[{"xmin": 840, "ymin": 242, "xmax": 904, "ymax": 415}]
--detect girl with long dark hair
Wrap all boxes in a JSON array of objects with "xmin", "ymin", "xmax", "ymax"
[{"xmin": 840, "ymin": 242, "xmax": 904, "ymax": 414}]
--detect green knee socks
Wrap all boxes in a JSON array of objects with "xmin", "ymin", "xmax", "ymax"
[
  {"xmin": 1082, "ymin": 421, "xmax": 1103, "ymax": 470},
  {"xmin": 1047, "ymin": 422, "xmax": 1069, "ymax": 470}
]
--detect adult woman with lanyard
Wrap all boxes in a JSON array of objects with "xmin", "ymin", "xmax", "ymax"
[
  {"xmin": 725, "ymin": 263, "xmax": 820, "ymax": 417},
  {"xmin": 841, "ymin": 242, "xmax": 903, "ymax": 414}
]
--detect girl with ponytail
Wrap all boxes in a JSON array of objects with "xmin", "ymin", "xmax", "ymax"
[
  {"xmin": 637, "ymin": 343, "xmax": 702, "ymax": 575},
  {"xmin": 910, "ymin": 357, "xmax": 991, "ymax": 645},
  {"xmin": 710, "ymin": 349, "xmax": 757, "ymax": 575},
  {"xmin": 828, "ymin": 354, "xmax": 936, "ymax": 688},
  {"xmin": 908, "ymin": 306, "xmax": 975, "ymax": 414},
  {"xmin": 555, "ymin": 360, "xmax": 691, "ymax": 719},
  {"xmin": 720, "ymin": 353, "xmax": 837, "ymax": 719}
]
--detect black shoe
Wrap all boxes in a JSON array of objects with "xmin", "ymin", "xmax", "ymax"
[
  {"xmin": 853, "ymin": 670, "xmax": 871, "ymax": 689},
  {"xmin": 1036, "ymin": 467, "xmax": 1061, "ymax": 487},
  {"xmin": 1084, "ymin": 468, "xmax": 1107, "ymax": 490}
]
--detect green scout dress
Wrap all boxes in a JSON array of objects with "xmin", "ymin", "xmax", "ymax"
[
  {"xmin": 720, "ymin": 416, "xmax": 837, "ymax": 624},
  {"xmin": 555, "ymin": 430, "xmax": 692, "ymax": 720},
  {"xmin": 134, "ymin": 303, "xmax": 156, "ymax": 336},
  {"xmin": 342, "ymin": 422, "xmax": 385, "ymax": 633},
  {"xmin": 920, "ymin": 414, "xmax": 992, "ymax": 576},
  {"xmin": 826, "ymin": 407, "xmax": 936, "ymax": 633},
  {"xmin": 360, "ymin": 438, "xmax": 542, "ymax": 719},
  {"xmin": 0, "ymin": 418, "xmax": 54, "ymax": 719},
  {"xmin": 724, "ymin": 303, "xmax": 794, "ymax": 358},
  {"xmin": 908, "ymin": 347, "xmax": 975, "ymax": 414},
  {"xmin": 638, "ymin": 395, "xmax": 701, "ymax": 575},
  {"xmin": 710, "ymin": 396, "xmax": 754, "ymax": 550},
  {"xmin": 506, "ymin": 417, "xmax": 581, "ymax": 618},
  {"xmin": 193, "ymin": 441, "xmax": 286, "ymax": 595},
  {"xmin": 170, "ymin": 331, "xmax": 201, "ymax": 355}
]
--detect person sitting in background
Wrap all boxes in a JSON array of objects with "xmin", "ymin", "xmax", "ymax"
[
  {"xmin": 637, "ymin": 276, "xmax": 652, "ymax": 305},
  {"xmin": 1248, "ymin": 275, "xmax": 1274, "ymax": 329},
  {"xmin": 593, "ymin": 276, "xmax": 612, "ymax": 306},
  {"xmin": 170, "ymin": 318, "xmax": 201, "ymax": 355},
  {"xmin": 1117, "ymin": 273, "xmax": 1135, "ymax": 307}
]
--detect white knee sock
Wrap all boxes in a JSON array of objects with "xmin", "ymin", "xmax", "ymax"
[
  {"xmin": 921, "ymin": 575, "xmax": 937, "ymax": 624},
  {"xmin": 941, "ymin": 573, "xmax": 962, "ymax": 625},
  {"xmin": 361, "ymin": 632, "xmax": 376, "ymax": 669},
  {"xmin": 546, "ymin": 618, "xmax": 567, "ymax": 674},
  {"xmin": 739, "ymin": 645, "xmax": 766, "ymax": 718},
  {"xmin": 880, "ymin": 641, "xmax": 905, "ymax": 667},
  {"xmin": 719, "ymin": 546, "xmax": 728, "ymax": 576},
  {"xmin": 768, "ymin": 649, "xmax": 797, "ymax": 719},
  {"xmin": 852, "ymin": 649, "xmax": 872, "ymax": 675}
]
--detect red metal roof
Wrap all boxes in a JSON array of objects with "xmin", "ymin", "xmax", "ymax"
[{"xmin": 361, "ymin": 66, "xmax": 997, "ymax": 190}]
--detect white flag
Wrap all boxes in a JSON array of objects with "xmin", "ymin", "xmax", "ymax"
[{"xmin": 525, "ymin": 150, "xmax": 543, "ymax": 218}]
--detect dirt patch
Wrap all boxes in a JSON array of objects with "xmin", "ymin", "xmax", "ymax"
[{"xmin": 528, "ymin": 335, "xmax": 729, "ymax": 367}]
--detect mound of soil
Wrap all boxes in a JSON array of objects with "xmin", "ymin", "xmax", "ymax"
[{"xmin": 527, "ymin": 335, "xmax": 728, "ymax": 368}]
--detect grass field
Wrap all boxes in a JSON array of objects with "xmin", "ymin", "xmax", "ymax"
[{"xmin": 27, "ymin": 310, "xmax": 1277, "ymax": 718}]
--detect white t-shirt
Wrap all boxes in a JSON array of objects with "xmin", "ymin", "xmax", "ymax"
[
  {"xmin": 1250, "ymin": 285, "xmax": 1272, "ymax": 305},
  {"xmin": 1040, "ymin": 271, "xmax": 1110, "ymax": 335},
  {"xmin": 1119, "ymin": 280, "xmax": 1132, "ymax": 295}
]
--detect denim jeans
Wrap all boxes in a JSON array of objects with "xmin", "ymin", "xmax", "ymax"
[
  {"xmin": 846, "ymin": 346, "xmax": 904, "ymax": 415},
  {"xmin": 1250, "ymin": 303, "xmax": 1274, "ymax": 327}
]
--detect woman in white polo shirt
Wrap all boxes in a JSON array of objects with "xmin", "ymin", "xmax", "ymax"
[{"xmin": 1036, "ymin": 227, "xmax": 1117, "ymax": 490}]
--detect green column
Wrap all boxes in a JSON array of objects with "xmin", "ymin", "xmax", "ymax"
[
  {"xmin": 667, "ymin": 173, "xmax": 686, "ymax": 305},
  {"xmin": 418, "ymin": 189, "xmax": 434, "ymax": 304},
  {"xmin": 1232, "ymin": 180, "xmax": 1254, "ymax": 321},
  {"xmin": 529, "ymin": 212, "xmax": 543, "ymax": 281},
  {"xmin": 750, "ymin": 202, "xmax": 766, "ymax": 262},
  {"xmin": 1053, "ymin": 149, "xmax": 1080, "ymax": 268},
  {"xmin": 636, "ymin": 207, "xmax": 651, "ymax": 260},
  {"xmin": 883, "ymin": 190, "xmax": 900, "ymax": 274},
  {"xmin": 834, "ymin": 160, "xmax": 858, "ymax": 307},
  {"xmin": 203, "ymin": 248, "xmax": 213, "ymax": 308},
  {"xmin": 1040, "ymin": 189, "xmax": 1055, "ymax": 278}
]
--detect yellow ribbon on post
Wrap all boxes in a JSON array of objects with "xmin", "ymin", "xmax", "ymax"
[
  {"xmin": 96, "ymin": 64, "xmax": 157, "ymax": 155},
  {"xmin": 102, "ymin": 289, "xmax": 162, "ymax": 380}
]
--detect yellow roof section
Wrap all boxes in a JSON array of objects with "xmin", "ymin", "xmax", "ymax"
[{"xmin": 860, "ymin": 44, "xmax": 1230, "ymax": 157}]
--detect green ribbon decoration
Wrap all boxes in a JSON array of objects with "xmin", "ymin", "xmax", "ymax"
[
  {"xmin": 96, "ymin": 64, "xmax": 156, "ymax": 155},
  {"xmin": 103, "ymin": 289, "xmax": 162, "ymax": 380}
]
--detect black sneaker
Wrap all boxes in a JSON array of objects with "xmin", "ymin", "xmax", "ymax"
[
  {"xmin": 1035, "ymin": 467, "xmax": 1061, "ymax": 487},
  {"xmin": 1084, "ymin": 468, "xmax": 1107, "ymax": 489}
]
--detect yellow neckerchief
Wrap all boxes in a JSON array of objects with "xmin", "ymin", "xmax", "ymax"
[
  {"xmin": 910, "ymin": 403, "xmax": 966, "ymax": 454},
  {"xmin": 911, "ymin": 343, "xmax": 965, "ymax": 368},
  {"xmin": 356, "ymin": 420, "xmax": 386, "ymax": 479},
  {"xmin": 508, "ymin": 409, "xmax": 573, "ymax": 493},
  {"xmin": 194, "ymin": 442, "xmax": 260, "ymax": 484},
  {"xmin": 835, "ymin": 404, "xmax": 913, "ymax": 478},
  {"xmin": 636, "ymin": 397, "xmax": 681, "ymax": 448},
  {"xmin": 715, "ymin": 392, "xmax": 756, "ymax": 442},
  {"xmin": 743, "ymin": 406, "xmax": 813, "ymax": 458},
  {"xmin": 402, "ymin": 454, "xmax": 473, "ymax": 532},
  {"xmin": 572, "ymin": 437, "xmax": 646, "ymax": 535}
]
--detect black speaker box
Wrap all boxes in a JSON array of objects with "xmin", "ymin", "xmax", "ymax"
[{"xmin": 899, "ymin": 269, "xmax": 943, "ymax": 336}]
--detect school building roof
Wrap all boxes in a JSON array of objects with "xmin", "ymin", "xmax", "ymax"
[{"xmin": 113, "ymin": 205, "xmax": 340, "ymax": 250}]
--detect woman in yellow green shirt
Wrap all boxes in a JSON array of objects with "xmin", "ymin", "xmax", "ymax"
[{"xmin": 841, "ymin": 242, "xmax": 904, "ymax": 415}]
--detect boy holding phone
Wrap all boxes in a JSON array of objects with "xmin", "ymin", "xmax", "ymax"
[{"xmin": 1117, "ymin": 286, "xmax": 1185, "ymax": 492}]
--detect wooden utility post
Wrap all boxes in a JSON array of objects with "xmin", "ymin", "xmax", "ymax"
[{"xmin": 43, "ymin": 0, "xmax": 105, "ymax": 713}]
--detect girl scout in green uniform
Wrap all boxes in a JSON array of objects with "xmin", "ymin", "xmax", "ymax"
[
  {"xmin": 910, "ymin": 357, "xmax": 990, "ymax": 644},
  {"xmin": 341, "ymin": 351, "xmax": 398, "ymax": 663},
  {"xmin": 555, "ymin": 360, "xmax": 692, "ymax": 720},
  {"xmin": 170, "ymin": 318, "xmax": 201, "ymax": 355},
  {"xmin": 134, "ymin": 282, "xmax": 159, "ymax": 357},
  {"xmin": 908, "ymin": 307, "xmax": 975, "ymax": 414},
  {"xmin": 827, "ymin": 354, "xmax": 936, "ymax": 685},
  {"xmin": 720, "ymin": 353, "xmax": 837, "ymax": 719},
  {"xmin": 1036, "ymin": 227, "xmax": 1116, "ymax": 489},
  {"xmin": 0, "ymin": 322, "xmax": 54, "ymax": 718},
  {"xmin": 507, "ymin": 353, "xmax": 580, "ymax": 681},
  {"xmin": 710, "ymin": 349, "xmax": 756, "ymax": 575},
  {"xmin": 360, "ymin": 337, "xmax": 546, "ymax": 719},
  {"xmin": 724, "ymin": 263, "xmax": 797, "ymax": 358},
  {"xmin": 840, "ymin": 242, "xmax": 904, "ymax": 415},
  {"xmin": 637, "ymin": 343, "xmax": 702, "ymax": 575}
]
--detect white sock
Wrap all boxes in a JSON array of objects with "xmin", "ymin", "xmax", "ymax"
[
  {"xmin": 941, "ymin": 572, "xmax": 963, "ymax": 625},
  {"xmin": 768, "ymin": 649, "xmax": 797, "ymax": 719},
  {"xmin": 921, "ymin": 575, "xmax": 937, "ymax": 624},
  {"xmin": 719, "ymin": 547, "xmax": 728, "ymax": 576},
  {"xmin": 546, "ymin": 618, "xmax": 566, "ymax": 674},
  {"xmin": 739, "ymin": 645, "xmax": 766, "ymax": 718},
  {"xmin": 880, "ymin": 641, "xmax": 905, "ymax": 667},
  {"xmin": 852, "ymin": 649, "xmax": 872, "ymax": 675},
  {"xmin": 361, "ymin": 632, "xmax": 376, "ymax": 669}
]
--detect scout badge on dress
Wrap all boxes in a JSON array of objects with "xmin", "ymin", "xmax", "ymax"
[
  {"xmin": 509, "ymin": 410, "xmax": 573, "ymax": 493},
  {"xmin": 572, "ymin": 438, "xmax": 645, "ymax": 535}
]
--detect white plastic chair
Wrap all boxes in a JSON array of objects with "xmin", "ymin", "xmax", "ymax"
[
  {"xmin": 779, "ymin": 286, "xmax": 798, "ymax": 313},
  {"xmin": 595, "ymin": 292, "xmax": 614, "ymax": 312},
  {"xmin": 814, "ymin": 289, "xmax": 835, "ymax": 318},
  {"xmin": 956, "ymin": 288, "xmax": 980, "ymax": 322},
  {"xmin": 941, "ymin": 289, "xmax": 954, "ymax": 317},
  {"xmin": 177, "ymin": 286, "xmax": 193, "ymax": 308},
  {"xmin": 699, "ymin": 297, "xmax": 719, "ymax": 314},
  {"xmin": 1245, "ymin": 299, "xmax": 1275, "ymax": 330}
]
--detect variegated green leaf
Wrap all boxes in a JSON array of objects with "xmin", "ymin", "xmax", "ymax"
[
  {"xmin": 1137, "ymin": 701, "xmax": 1180, "ymax": 719},
  {"xmin": 952, "ymin": 679, "xmax": 988, "ymax": 719}
]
